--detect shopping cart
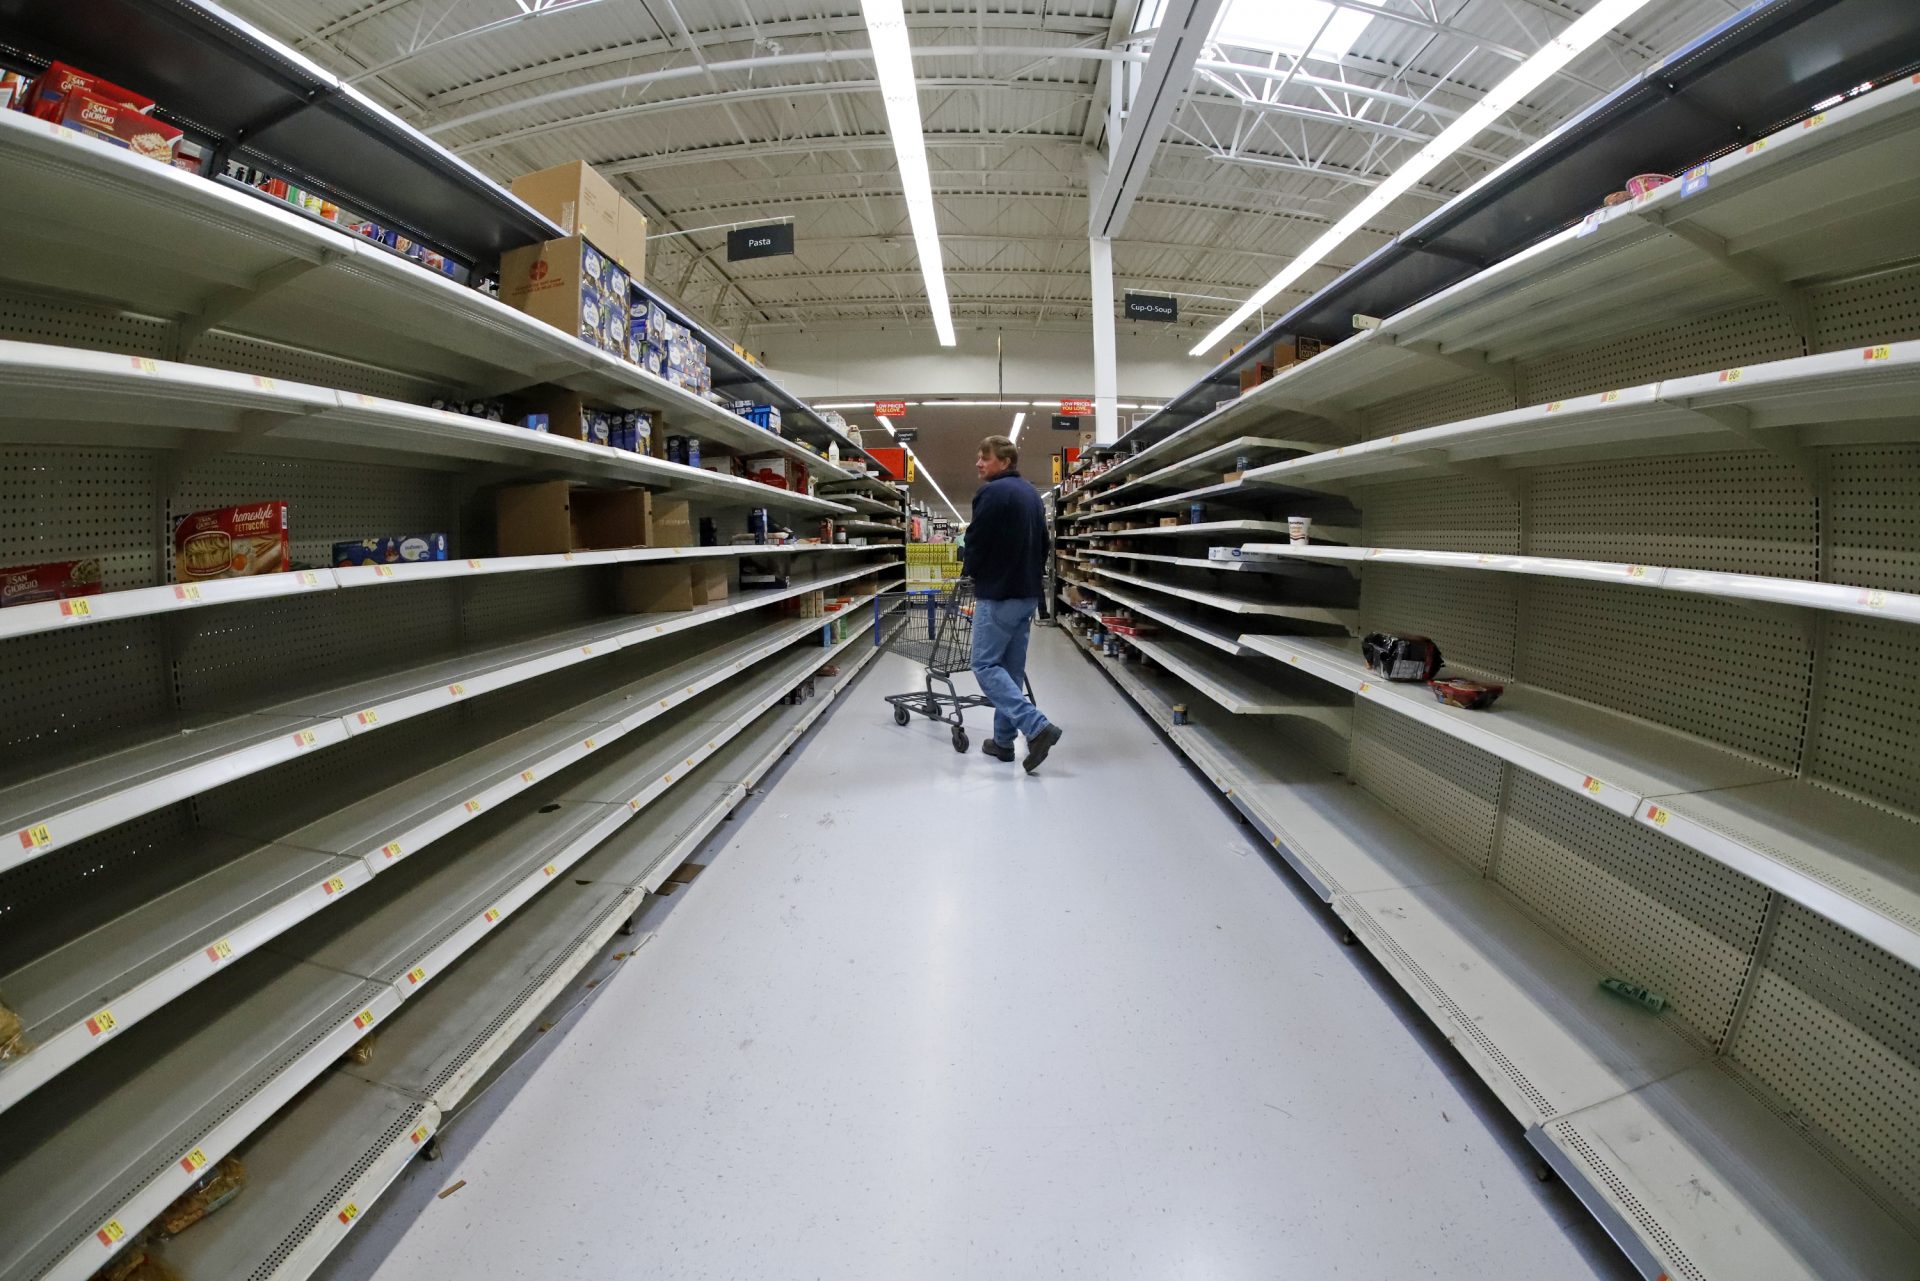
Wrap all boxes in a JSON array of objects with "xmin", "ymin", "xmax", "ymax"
[{"xmin": 883, "ymin": 578, "xmax": 1033, "ymax": 753}]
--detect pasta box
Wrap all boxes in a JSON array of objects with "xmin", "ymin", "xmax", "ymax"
[
  {"xmin": 56, "ymin": 90, "xmax": 180, "ymax": 162},
  {"xmin": 332, "ymin": 534, "xmax": 449, "ymax": 566},
  {"xmin": 174, "ymin": 501, "xmax": 289, "ymax": 581}
]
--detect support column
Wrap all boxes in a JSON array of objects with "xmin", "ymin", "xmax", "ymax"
[{"xmin": 1090, "ymin": 235, "xmax": 1119, "ymax": 445}]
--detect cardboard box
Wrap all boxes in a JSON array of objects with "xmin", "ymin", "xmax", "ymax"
[
  {"xmin": 510, "ymin": 162, "xmax": 623, "ymax": 259},
  {"xmin": 614, "ymin": 563, "xmax": 695, "ymax": 613},
  {"xmin": 1273, "ymin": 336, "xmax": 1325, "ymax": 368},
  {"xmin": 174, "ymin": 501, "xmax": 288, "ymax": 581},
  {"xmin": 1222, "ymin": 471, "xmax": 1246, "ymax": 484},
  {"xmin": 615, "ymin": 201, "xmax": 649, "ymax": 283},
  {"xmin": 651, "ymin": 497, "xmax": 696, "ymax": 548},
  {"xmin": 496, "ymin": 482, "xmax": 651, "ymax": 556},
  {"xmin": 743, "ymin": 455, "xmax": 801, "ymax": 491},
  {"xmin": 57, "ymin": 90, "xmax": 179, "ymax": 162},
  {"xmin": 497, "ymin": 236, "xmax": 628, "ymax": 351},
  {"xmin": 689, "ymin": 560, "xmax": 729, "ymax": 604},
  {"xmin": 1238, "ymin": 363, "xmax": 1274, "ymax": 394},
  {"xmin": 28, "ymin": 61, "xmax": 154, "ymax": 122}
]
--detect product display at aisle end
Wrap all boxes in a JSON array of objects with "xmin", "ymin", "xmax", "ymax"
[{"xmin": 1059, "ymin": 65, "xmax": 1920, "ymax": 1281}]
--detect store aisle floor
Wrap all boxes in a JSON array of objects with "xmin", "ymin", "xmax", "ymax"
[{"xmin": 361, "ymin": 629, "xmax": 1628, "ymax": 1281}]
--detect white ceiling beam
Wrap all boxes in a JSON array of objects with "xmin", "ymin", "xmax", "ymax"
[{"xmin": 1089, "ymin": 0, "xmax": 1228, "ymax": 240}]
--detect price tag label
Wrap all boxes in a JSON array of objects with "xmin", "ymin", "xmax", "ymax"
[
  {"xmin": 1858, "ymin": 590, "xmax": 1886, "ymax": 610},
  {"xmin": 1802, "ymin": 112, "xmax": 1827, "ymax": 130},
  {"xmin": 373, "ymin": 565, "xmax": 396, "ymax": 578},
  {"xmin": 382, "ymin": 841, "xmax": 403, "ymax": 860},
  {"xmin": 1744, "ymin": 137, "xmax": 1768, "ymax": 155},
  {"xmin": 356, "ymin": 709, "xmax": 380, "ymax": 727},
  {"xmin": 322, "ymin": 876, "xmax": 347, "ymax": 896},
  {"xmin": 1627, "ymin": 565, "xmax": 1649, "ymax": 578},
  {"xmin": 1864, "ymin": 345, "xmax": 1891, "ymax": 361},
  {"xmin": 543, "ymin": 864, "xmax": 557, "ymax": 877},
  {"xmin": 447, "ymin": 683, "xmax": 466, "ymax": 697},
  {"xmin": 629, "ymin": 798, "xmax": 642, "ymax": 811},
  {"xmin": 1645, "ymin": 804, "xmax": 1670, "ymax": 827},
  {"xmin": 483, "ymin": 908, "xmax": 501, "ymax": 924},
  {"xmin": 1546, "ymin": 401, "xmax": 1563, "ymax": 413},
  {"xmin": 353, "ymin": 1008, "xmax": 377, "ymax": 1030},
  {"xmin": 580, "ymin": 645, "xmax": 595, "ymax": 656},
  {"xmin": 1581, "ymin": 776, "xmax": 1604, "ymax": 795},
  {"xmin": 96, "ymin": 1220, "xmax": 126, "ymax": 1248},
  {"xmin": 300, "ymin": 571, "xmax": 321, "ymax": 586},
  {"xmin": 463, "ymin": 799, "xmax": 482, "ymax": 814},
  {"xmin": 86, "ymin": 1008, "xmax": 117, "ymax": 1037},
  {"xmin": 1357, "ymin": 682, "xmax": 1371, "ymax": 694},
  {"xmin": 659, "ymin": 699, "xmax": 671, "ymax": 709},
  {"xmin": 520, "ymin": 769, "xmax": 536, "ymax": 783},
  {"xmin": 1600, "ymin": 390, "xmax": 1622, "ymax": 404},
  {"xmin": 1717, "ymin": 368, "xmax": 1743, "ymax": 383},
  {"xmin": 1680, "ymin": 163, "xmax": 1711, "ymax": 197},
  {"xmin": 410, "ymin": 1125, "xmax": 430, "ymax": 1145},
  {"xmin": 172, "ymin": 585, "xmax": 202, "ymax": 602},
  {"xmin": 337, "ymin": 1203, "xmax": 360, "ymax": 1225},
  {"xmin": 205, "ymin": 939, "xmax": 233, "ymax": 964},
  {"xmin": 60, "ymin": 598, "xmax": 93, "ymax": 617},
  {"xmin": 293, "ymin": 729, "xmax": 318, "ymax": 749},
  {"xmin": 252, "ymin": 375, "xmax": 277, "ymax": 391},
  {"xmin": 131, "ymin": 357, "xmax": 158, "ymax": 374},
  {"xmin": 466, "ymin": 559, "xmax": 482, "ymax": 569},
  {"xmin": 406, "ymin": 966, "xmax": 427, "ymax": 985},
  {"xmin": 353, "ymin": 393, "xmax": 376, "ymax": 407},
  {"xmin": 663, "ymin": 771, "xmax": 675, "ymax": 784},
  {"xmin": 180, "ymin": 1148, "xmax": 209, "ymax": 1174},
  {"xmin": 584, "ymin": 737, "xmax": 598, "ymax": 750},
  {"xmin": 18, "ymin": 823, "xmax": 52, "ymax": 850}
]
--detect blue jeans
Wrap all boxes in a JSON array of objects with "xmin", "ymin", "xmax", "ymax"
[{"xmin": 970, "ymin": 596, "xmax": 1049, "ymax": 746}]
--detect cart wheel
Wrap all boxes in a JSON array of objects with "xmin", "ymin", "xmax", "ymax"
[
  {"xmin": 951, "ymin": 726, "xmax": 969, "ymax": 753},
  {"xmin": 893, "ymin": 705, "xmax": 910, "ymax": 726}
]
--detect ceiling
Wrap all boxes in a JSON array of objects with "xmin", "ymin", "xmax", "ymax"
[{"xmin": 223, "ymin": 0, "xmax": 1742, "ymax": 353}]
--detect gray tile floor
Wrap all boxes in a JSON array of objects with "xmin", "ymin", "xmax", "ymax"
[{"xmin": 356, "ymin": 630, "xmax": 1635, "ymax": 1280}]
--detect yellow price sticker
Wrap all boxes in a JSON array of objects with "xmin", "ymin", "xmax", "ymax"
[
  {"xmin": 584, "ymin": 737, "xmax": 598, "ymax": 749},
  {"xmin": 96, "ymin": 1220, "xmax": 126, "ymax": 1248},
  {"xmin": 61, "ymin": 598, "xmax": 93, "ymax": 617},
  {"xmin": 1546, "ymin": 401, "xmax": 1563, "ymax": 413},
  {"xmin": 1581, "ymin": 776, "xmax": 1604, "ymax": 795},
  {"xmin": 410, "ymin": 1125, "xmax": 430, "ymax": 1145},
  {"xmin": 466, "ymin": 559, "xmax": 482, "ymax": 569},
  {"xmin": 382, "ymin": 841, "xmax": 403, "ymax": 860},
  {"xmin": 300, "ymin": 571, "xmax": 320, "ymax": 586},
  {"xmin": 1802, "ymin": 112, "xmax": 1826, "ymax": 129},
  {"xmin": 1600, "ymin": 390, "xmax": 1621, "ymax": 403},
  {"xmin": 464, "ymin": 799, "xmax": 482, "ymax": 813},
  {"xmin": 180, "ymin": 1148, "xmax": 209, "ymax": 1174},
  {"xmin": 337, "ymin": 1202, "xmax": 360, "ymax": 1225},
  {"xmin": 484, "ymin": 908, "xmax": 501, "ymax": 924},
  {"xmin": 353, "ymin": 1008, "xmax": 376, "ymax": 1030},
  {"xmin": 448, "ymin": 683, "xmax": 466, "ymax": 697},
  {"xmin": 543, "ymin": 864, "xmax": 557, "ymax": 877},
  {"xmin": 406, "ymin": 966, "xmax": 427, "ymax": 985},
  {"xmin": 357, "ymin": 709, "xmax": 380, "ymax": 726},
  {"xmin": 1645, "ymin": 804, "xmax": 1670, "ymax": 827},
  {"xmin": 1864, "ymin": 345, "xmax": 1891, "ymax": 361},
  {"xmin": 1744, "ymin": 137, "xmax": 1768, "ymax": 154},
  {"xmin": 18, "ymin": 823, "xmax": 52, "ymax": 850},
  {"xmin": 580, "ymin": 645, "xmax": 595, "ymax": 656},
  {"xmin": 1357, "ymin": 682, "xmax": 1371, "ymax": 694},
  {"xmin": 173, "ymin": 584, "xmax": 202, "ymax": 602},
  {"xmin": 252, "ymin": 375, "xmax": 277, "ymax": 391},
  {"xmin": 130, "ymin": 357, "xmax": 159, "ymax": 374},
  {"xmin": 1718, "ymin": 368, "xmax": 1743, "ymax": 383},
  {"xmin": 205, "ymin": 939, "xmax": 233, "ymax": 963},
  {"xmin": 1627, "ymin": 565, "xmax": 1648, "ymax": 578},
  {"xmin": 1859, "ymin": 590, "xmax": 1886, "ymax": 610},
  {"xmin": 322, "ymin": 876, "xmax": 347, "ymax": 895},
  {"xmin": 520, "ymin": 769, "xmax": 536, "ymax": 783},
  {"xmin": 373, "ymin": 565, "xmax": 396, "ymax": 578},
  {"xmin": 86, "ymin": 1008, "xmax": 117, "ymax": 1036},
  {"xmin": 293, "ymin": 729, "xmax": 318, "ymax": 748},
  {"xmin": 629, "ymin": 798, "xmax": 642, "ymax": 811}
]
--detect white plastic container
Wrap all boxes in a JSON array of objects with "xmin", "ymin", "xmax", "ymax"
[{"xmin": 1288, "ymin": 515, "xmax": 1312, "ymax": 545}]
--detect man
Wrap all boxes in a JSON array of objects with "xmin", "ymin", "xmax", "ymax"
[{"xmin": 964, "ymin": 435, "xmax": 1063, "ymax": 772}]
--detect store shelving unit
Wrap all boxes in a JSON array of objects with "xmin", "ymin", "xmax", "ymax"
[
  {"xmin": 1055, "ymin": 69, "xmax": 1920, "ymax": 1281},
  {"xmin": 0, "ymin": 42, "xmax": 901, "ymax": 1281}
]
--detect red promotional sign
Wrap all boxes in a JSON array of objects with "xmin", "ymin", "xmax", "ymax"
[
  {"xmin": 1060, "ymin": 398, "xmax": 1094, "ymax": 416},
  {"xmin": 873, "ymin": 400, "xmax": 908, "ymax": 417}
]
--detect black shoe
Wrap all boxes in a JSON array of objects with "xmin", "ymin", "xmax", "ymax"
[
  {"xmin": 982, "ymin": 738, "xmax": 1015, "ymax": 762},
  {"xmin": 1023, "ymin": 724, "xmax": 1063, "ymax": 773}
]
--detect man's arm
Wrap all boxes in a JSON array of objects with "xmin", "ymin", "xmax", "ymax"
[{"xmin": 963, "ymin": 487, "xmax": 999, "ymax": 580}]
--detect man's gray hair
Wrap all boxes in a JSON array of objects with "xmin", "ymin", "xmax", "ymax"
[{"xmin": 978, "ymin": 435, "xmax": 1018, "ymax": 466}]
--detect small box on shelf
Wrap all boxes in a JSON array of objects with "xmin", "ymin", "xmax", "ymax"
[
  {"xmin": 495, "ymin": 482, "xmax": 652, "ymax": 556},
  {"xmin": 497, "ymin": 236, "xmax": 630, "ymax": 357}
]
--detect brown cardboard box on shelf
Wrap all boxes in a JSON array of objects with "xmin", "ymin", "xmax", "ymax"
[
  {"xmin": 497, "ymin": 236, "xmax": 628, "ymax": 350},
  {"xmin": 1158, "ymin": 516, "xmax": 1180, "ymax": 527},
  {"xmin": 689, "ymin": 560, "xmax": 729, "ymax": 604},
  {"xmin": 615, "ymin": 201, "xmax": 649, "ymax": 284},
  {"xmin": 1273, "ymin": 336, "xmax": 1325, "ymax": 369},
  {"xmin": 1222, "ymin": 471, "xmax": 1246, "ymax": 484},
  {"xmin": 510, "ymin": 161, "xmax": 623, "ymax": 258},
  {"xmin": 516, "ymin": 388, "xmax": 595, "ymax": 443},
  {"xmin": 496, "ymin": 482, "xmax": 652, "ymax": 556},
  {"xmin": 1238, "ymin": 363, "xmax": 1273, "ymax": 394},
  {"xmin": 615, "ymin": 563, "xmax": 696, "ymax": 613},
  {"xmin": 651, "ymin": 497, "xmax": 696, "ymax": 548}
]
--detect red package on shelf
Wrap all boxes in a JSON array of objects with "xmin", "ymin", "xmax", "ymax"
[
  {"xmin": 27, "ymin": 60, "xmax": 155, "ymax": 122},
  {"xmin": 0, "ymin": 559, "xmax": 103, "ymax": 609},
  {"xmin": 55, "ymin": 90, "xmax": 180, "ymax": 163}
]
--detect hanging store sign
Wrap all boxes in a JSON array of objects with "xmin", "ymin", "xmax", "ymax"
[
  {"xmin": 873, "ymin": 400, "xmax": 908, "ymax": 418},
  {"xmin": 1051, "ymin": 414, "xmax": 1079, "ymax": 432},
  {"xmin": 727, "ymin": 222, "xmax": 794, "ymax": 261},
  {"xmin": 1060, "ymin": 398, "xmax": 1094, "ymax": 416},
  {"xmin": 1124, "ymin": 292, "xmax": 1177, "ymax": 322},
  {"xmin": 893, "ymin": 428, "xmax": 918, "ymax": 443}
]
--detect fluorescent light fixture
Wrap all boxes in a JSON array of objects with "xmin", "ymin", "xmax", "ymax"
[
  {"xmin": 1010, "ymin": 411, "xmax": 1027, "ymax": 443},
  {"xmin": 1214, "ymin": 0, "xmax": 1380, "ymax": 61},
  {"xmin": 860, "ymin": 0, "xmax": 956, "ymax": 347},
  {"xmin": 1191, "ymin": 0, "xmax": 1658, "ymax": 358}
]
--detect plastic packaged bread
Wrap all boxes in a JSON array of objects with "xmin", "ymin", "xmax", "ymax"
[
  {"xmin": 173, "ymin": 502, "xmax": 288, "ymax": 582},
  {"xmin": 156, "ymin": 1156, "xmax": 246, "ymax": 1236},
  {"xmin": 0, "ymin": 999, "xmax": 28, "ymax": 1060}
]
